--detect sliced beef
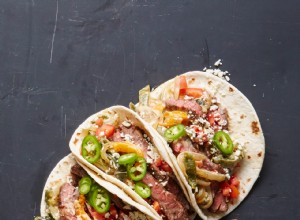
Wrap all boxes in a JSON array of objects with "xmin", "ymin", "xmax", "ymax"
[
  {"xmin": 210, "ymin": 192, "xmax": 228, "ymax": 213},
  {"xmin": 111, "ymin": 194, "xmax": 126, "ymax": 210},
  {"xmin": 171, "ymin": 137, "xmax": 199, "ymax": 156},
  {"xmin": 59, "ymin": 183, "xmax": 79, "ymax": 220},
  {"xmin": 165, "ymin": 99, "xmax": 203, "ymax": 116},
  {"xmin": 202, "ymin": 159, "xmax": 226, "ymax": 174},
  {"xmin": 142, "ymin": 173, "xmax": 189, "ymax": 220},
  {"xmin": 149, "ymin": 164, "xmax": 169, "ymax": 183},
  {"xmin": 70, "ymin": 164, "xmax": 87, "ymax": 186},
  {"xmin": 165, "ymin": 177, "xmax": 191, "ymax": 211},
  {"xmin": 111, "ymin": 125, "xmax": 148, "ymax": 156}
]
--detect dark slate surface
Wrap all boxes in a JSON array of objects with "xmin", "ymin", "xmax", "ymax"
[{"xmin": 0, "ymin": 0, "xmax": 299, "ymax": 219}]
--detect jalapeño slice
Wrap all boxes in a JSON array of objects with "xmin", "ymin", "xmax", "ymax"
[
  {"xmin": 213, "ymin": 131, "xmax": 233, "ymax": 156},
  {"xmin": 79, "ymin": 176, "xmax": 92, "ymax": 195},
  {"xmin": 90, "ymin": 186, "xmax": 111, "ymax": 213},
  {"xmin": 134, "ymin": 182, "xmax": 151, "ymax": 198},
  {"xmin": 164, "ymin": 124, "xmax": 186, "ymax": 142},
  {"xmin": 118, "ymin": 153, "xmax": 138, "ymax": 165},
  {"xmin": 127, "ymin": 157, "xmax": 147, "ymax": 181},
  {"xmin": 81, "ymin": 135, "xmax": 101, "ymax": 163}
]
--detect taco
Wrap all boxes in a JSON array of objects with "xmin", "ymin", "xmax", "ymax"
[
  {"xmin": 69, "ymin": 106, "xmax": 195, "ymax": 220},
  {"xmin": 37, "ymin": 153, "xmax": 158, "ymax": 220},
  {"xmin": 134, "ymin": 71, "xmax": 265, "ymax": 219}
]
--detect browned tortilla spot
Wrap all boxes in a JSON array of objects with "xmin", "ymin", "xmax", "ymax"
[
  {"xmin": 247, "ymin": 155, "xmax": 251, "ymax": 159},
  {"xmin": 229, "ymin": 87, "xmax": 234, "ymax": 92},
  {"xmin": 251, "ymin": 121, "xmax": 260, "ymax": 134},
  {"xmin": 257, "ymin": 152, "xmax": 262, "ymax": 157},
  {"xmin": 73, "ymin": 138, "xmax": 78, "ymax": 144},
  {"xmin": 76, "ymin": 132, "xmax": 81, "ymax": 136},
  {"xmin": 208, "ymin": 80, "xmax": 212, "ymax": 85},
  {"xmin": 247, "ymin": 178, "xmax": 251, "ymax": 182},
  {"xmin": 243, "ymin": 190, "xmax": 246, "ymax": 193},
  {"xmin": 240, "ymin": 114, "xmax": 246, "ymax": 119}
]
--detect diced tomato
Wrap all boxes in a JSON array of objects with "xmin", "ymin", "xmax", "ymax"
[
  {"xmin": 183, "ymin": 88, "xmax": 203, "ymax": 98},
  {"xmin": 230, "ymin": 176, "xmax": 240, "ymax": 187},
  {"xmin": 88, "ymin": 207, "xmax": 106, "ymax": 220},
  {"xmin": 95, "ymin": 118, "xmax": 104, "ymax": 127},
  {"xmin": 153, "ymin": 201, "xmax": 161, "ymax": 212},
  {"xmin": 221, "ymin": 179, "xmax": 240, "ymax": 199},
  {"xmin": 154, "ymin": 157, "xmax": 162, "ymax": 167},
  {"xmin": 96, "ymin": 124, "xmax": 115, "ymax": 138},
  {"xmin": 222, "ymin": 187, "xmax": 231, "ymax": 197},
  {"xmin": 175, "ymin": 75, "xmax": 188, "ymax": 99},
  {"xmin": 207, "ymin": 112, "xmax": 216, "ymax": 125},
  {"xmin": 179, "ymin": 75, "xmax": 188, "ymax": 91},
  {"xmin": 160, "ymin": 161, "xmax": 173, "ymax": 173},
  {"xmin": 229, "ymin": 185, "xmax": 240, "ymax": 198},
  {"xmin": 108, "ymin": 205, "xmax": 118, "ymax": 219},
  {"xmin": 195, "ymin": 160, "xmax": 203, "ymax": 168}
]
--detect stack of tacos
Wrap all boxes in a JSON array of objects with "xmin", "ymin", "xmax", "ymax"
[{"xmin": 37, "ymin": 71, "xmax": 264, "ymax": 220}]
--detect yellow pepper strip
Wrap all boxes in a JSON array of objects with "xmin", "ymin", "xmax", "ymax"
[
  {"xmin": 111, "ymin": 142, "xmax": 144, "ymax": 157},
  {"xmin": 159, "ymin": 111, "xmax": 188, "ymax": 128}
]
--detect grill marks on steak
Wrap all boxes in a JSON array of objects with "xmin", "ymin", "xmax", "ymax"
[
  {"xmin": 142, "ymin": 173, "xmax": 189, "ymax": 220},
  {"xmin": 111, "ymin": 125, "xmax": 149, "ymax": 156},
  {"xmin": 202, "ymin": 159, "xmax": 226, "ymax": 174},
  {"xmin": 165, "ymin": 99, "xmax": 203, "ymax": 116},
  {"xmin": 59, "ymin": 183, "xmax": 79, "ymax": 220},
  {"xmin": 165, "ymin": 177, "xmax": 191, "ymax": 211},
  {"xmin": 210, "ymin": 192, "xmax": 228, "ymax": 213}
]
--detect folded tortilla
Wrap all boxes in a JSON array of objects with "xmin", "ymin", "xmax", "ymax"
[
  {"xmin": 39, "ymin": 153, "xmax": 157, "ymax": 220},
  {"xmin": 69, "ymin": 105, "xmax": 195, "ymax": 220},
  {"xmin": 135, "ymin": 71, "xmax": 265, "ymax": 220}
]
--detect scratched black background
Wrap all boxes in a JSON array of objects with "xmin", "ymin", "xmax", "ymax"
[{"xmin": 0, "ymin": 0, "xmax": 300, "ymax": 219}]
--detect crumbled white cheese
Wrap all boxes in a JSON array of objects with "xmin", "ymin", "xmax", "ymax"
[
  {"xmin": 99, "ymin": 131, "xmax": 105, "ymax": 137},
  {"xmin": 203, "ymin": 61, "xmax": 230, "ymax": 81},
  {"xmin": 124, "ymin": 134, "xmax": 133, "ymax": 142},
  {"xmin": 214, "ymin": 59, "xmax": 222, "ymax": 67},
  {"xmin": 209, "ymin": 105, "xmax": 219, "ymax": 111},
  {"xmin": 112, "ymin": 152, "xmax": 120, "ymax": 159},
  {"xmin": 105, "ymin": 212, "xmax": 111, "ymax": 218},
  {"xmin": 122, "ymin": 121, "xmax": 132, "ymax": 127},
  {"xmin": 211, "ymin": 97, "xmax": 217, "ymax": 104}
]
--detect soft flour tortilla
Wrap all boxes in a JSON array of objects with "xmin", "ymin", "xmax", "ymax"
[
  {"xmin": 40, "ymin": 153, "xmax": 157, "ymax": 219},
  {"xmin": 141, "ymin": 71, "xmax": 265, "ymax": 220},
  {"xmin": 69, "ymin": 105, "xmax": 195, "ymax": 220}
]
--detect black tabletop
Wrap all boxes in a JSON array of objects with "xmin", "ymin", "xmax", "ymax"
[{"xmin": 1, "ymin": 1, "xmax": 300, "ymax": 219}]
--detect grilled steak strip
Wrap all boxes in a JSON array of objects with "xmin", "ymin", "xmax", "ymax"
[
  {"xmin": 59, "ymin": 183, "xmax": 79, "ymax": 220},
  {"xmin": 142, "ymin": 173, "xmax": 189, "ymax": 220},
  {"xmin": 165, "ymin": 99, "xmax": 203, "ymax": 116}
]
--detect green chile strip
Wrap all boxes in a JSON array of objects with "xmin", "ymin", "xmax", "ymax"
[{"xmin": 184, "ymin": 154, "xmax": 197, "ymax": 189}]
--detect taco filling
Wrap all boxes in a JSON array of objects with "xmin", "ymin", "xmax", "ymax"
[
  {"xmin": 135, "ymin": 75, "xmax": 246, "ymax": 214},
  {"xmin": 78, "ymin": 109, "xmax": 192, "ymax": 219},
  {"xmin": 38, "ymin": 162, "xmax": 152, "ymax": 220}
]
